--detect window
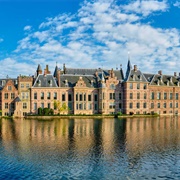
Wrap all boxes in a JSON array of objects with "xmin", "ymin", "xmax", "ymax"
[
  {"xmin": 4, "ymin": 93, "xmax": 8, "ymax": 99},
  {"xmin": 137, "ymin": 93, "xmax": 140, "ymax": 99},
  {"xmin": 26, "ymin": 92, "xmax": 29, "ymax": 99},
  {"xmin": 143, "ymin": 103, "xmax": 146, "ymax": 108},
  {"xmin": 109, "ymin": 93, "xmax": 115, "ymax": 100},
  {"xmin": 76, "ymin": 93, "xmax": 78, "ymax": 101},
  {"xmin": 54, "ymin": 92, "xmax": 57, "ymax": 100},
  {"xmin": 164, "ymin": 93, "xmax": 167, "ymax": 100},
  {"xmin": 119, "ymin": 93, "xmax": 121, "ymax": 100},
  {"xmin": 94, "ymin": 103, "xmax": 98, "ymax": 110},
  {"xmin": 22, "ymin": 92, "xmax": 25, "ymax": 99},
  {"xmin": 119, "ymin": 103, "xmax": 121, "ymax": 109},
  {"xmin": 8, "ymin": 86, "xmax": 12, "ymax": 90},
  {"xmin": 109, "ymin": 102, "xmax": 115, "ymax": 109},
  {"xmin": 136, "ymin": 103, "xmax": 140, "ymax": 108},
  {"xmin": 62, "ymin": 94, "xmax": 65, "ymax": 101},
  {"xmin": 34, "ymin": 92, "xmax": 37, "ymax": 99},
  {"xmin": 170, "ymin": 102, "xmax": 173, "ymax": 108},
  {"xmin": 129, "ymin": 83, "xmax": 133, "ymax": 89},
  {"xmin": 170, "ymin": 93, "xmax": 173, "ymax": 100},
  {"xmin": 151, "ymin": 103, "xmax": 154, "ymax": 109},
  {"xmin": 23, "ymin": 103, "xmax": 27, "ymax": 109},
  {"xmin": 137, "ymin": 83, "xmax": 140, "ymax": 89},
  {"xmin": 102, "ymin": 93, "xmax": 105, "ymax": 100},
  {"xmin": 157, "ymin": 92, "xmax": 161, "ymax": 100},
  {"xmin": 41, "ymin": 92, "xmax": 44, "ymax": 99},
  {"xmin": 68, "ymin": 102, "xmax": 72, "ymax": 110},
  {"xmin": 150, "ymin": 92, "xmax": 154, "ymax": 100},
  {"xmin": 48, "ymin": 103, "xmax": 51, "ymax": 109},
  {"xmin": 129, "ymin": 103, "xmax": 133, "ymax": 109},
  {"xmin": 41, "ymin": 103, "xmax": 44, "ymax": 108},
  {"xmin": 79, "ymin": 94, "xmax": 83, "ymax": 101},
  {"xmin": 157, "ymin": 103, "xmax": 160, "ymax": 108},
  {"xmin": 176, "ymin": 93, "xmax": 178, "ymax": 100},
  {"xmin": 130, "ymin": 93, "xmax": 133, "ymax": 99},
  {"xmin": 34, "ymin": 103, "xmax": 37, "ymax": 110},
  {"xmin": 88, "ymin": 103, "xmax": 92, "ymax": 110},
  {"xmin": 164, "ymin": 103, "xmax": 166, "ymax": 108},
  {"xmin": 76, "ymin": 103, "xmax": 78, "ymax": 110},
  {"xmin": 144, "ymin": 93, "xmax": 147, "ymax": 99},
  {"xmin": 26, "ymin": 84, "xmax": 30, "ymax": 88},
  {"xmin": 144, "ymin": 84, "xmax": 147, "ymax": 89},
  {"xmin": 47, "ymin": 92, "xmax": 51, "ymax": 99},
  {"xmin": 5, "ymin": 103, "xmax": 8, "ymax": 109},
  {"xmin": 68, "ymin": 94, "xmax": 72, "ymax": 101},
  {"xmin": 176, "ymin": 103, "xmax": 178, "ymax": 108},
  {"xmin": 94, "ymin": 94, "xmax": 98, "ymax": 101},
  {"xmin": 11, "ymin": 93, "xmax": 15, "ymax": 99},
  {"xmin": 21, "ymin": 83, "xmax": 24, "ymax": 88},
  {"xmin": 88, "ymin": 94, "xmax": 92, "ymax": 101},
  {"xmin": 84, "ymin": 94, "xmax": 86, "ymax": 101},
  {"xmin": 110, "ymin": 84, "xmax": 115, "ymax": 89}
]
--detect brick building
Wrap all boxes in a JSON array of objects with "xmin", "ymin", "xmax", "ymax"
[{"xmin": 0, "ymin": 60, "xmax": 180, "ymax": 117}]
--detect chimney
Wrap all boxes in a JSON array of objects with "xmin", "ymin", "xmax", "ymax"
[
  {"xmin": 134, "ymin": 65, "xmax": 137, "ymax": 72},
  {"xmin": 158, "ymin": 70, "xmax": 162, "ymax": 75},
  {"xmin": 174, "ymin": 72, "xmax": 177, "ymax": 77}
]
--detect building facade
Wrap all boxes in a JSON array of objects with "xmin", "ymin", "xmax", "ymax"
[{"xmin": 0, "ymin": 60, "xmax": 180, "ymax": 117}]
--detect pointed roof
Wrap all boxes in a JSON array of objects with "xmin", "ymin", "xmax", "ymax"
[
  {"xmin": 125, "ymin": 59, "xmax": 132, "ymax": 81},
  {"xmin": 37, "ymin": 64, "xmax": 42, "ymax": 71},
  {"xmin": 53, "ymin": 65, "xmax": 58, "ymax": 77}
]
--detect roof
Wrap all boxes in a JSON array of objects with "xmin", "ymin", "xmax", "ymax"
[
  {"xmin": 60, "ymin": 74, "xmax": 98, "ymax": 88},
  {"xmin": 33, "ymin": 74, "xmax": 58, "ymax": 88}
]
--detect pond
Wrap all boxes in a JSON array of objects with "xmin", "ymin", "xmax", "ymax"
[{"xmin": 0, "ymin": 117, "xmax": 180, "ymax": 179}]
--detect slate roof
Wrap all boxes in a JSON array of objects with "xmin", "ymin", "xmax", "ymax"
[
  {"xmin": 64, "ymin": 68, "xmax": 97, "ymax": 75},
  {"xmin": 33, "ymin": 74, "xmax": 58, "ymax": 87},
  {"xmin": 125, "ymin": 69, "xmax": 147, "ymax": 82},
  {"xmin": 60, "ymin": 74, "xmax": 98, "ymax": 88},
  {"xmin": 150, "ymin": 74, "xmax": 179, "ymax": 86}
]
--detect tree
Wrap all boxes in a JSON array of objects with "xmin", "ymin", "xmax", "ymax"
[{"xmin": 54, "ymin": 100, "xmax": 68, "ymax": 114}]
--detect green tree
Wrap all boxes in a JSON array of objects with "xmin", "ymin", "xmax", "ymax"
[{"xmin": 54, "ymin": 100, "xmax": 68, "ymax": 114}]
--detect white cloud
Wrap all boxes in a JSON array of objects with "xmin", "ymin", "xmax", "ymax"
[
  {"xmin": 24, "ymin": 25, "xmax": 32, "ymax": 31},
  {"xmin": 0, "ymin": 38, "xmax": 3, "ymax": 43},
  {"xmin": 5, "ymin": 0, "xmax": 180, "ymax": 77},
  {"xmin": 122, "ymin": 0, "xmax": 168, "ymax": 16},
  {"xmin": 173, "ymin": 1, "xmax": 180, "ymax": 8}
]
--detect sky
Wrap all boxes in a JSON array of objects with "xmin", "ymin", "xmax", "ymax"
[{"xmin": 0, "ymin": 0, "xmax": 180, "ymax": 78}]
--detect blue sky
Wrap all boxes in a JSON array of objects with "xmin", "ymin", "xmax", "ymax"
[{"xmin": 0, "ymin": 0, "xmax": 180, "ymax": 77}]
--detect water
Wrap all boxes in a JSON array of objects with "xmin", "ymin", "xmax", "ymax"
[{"xmin": 0, "ymin": 117, "xmax": 180, "ymax": 179}]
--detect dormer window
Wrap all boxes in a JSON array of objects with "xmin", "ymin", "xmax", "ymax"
[
  {"xmin": 167, "ymin": 80, "xmax": 169, "ymax": 86},
  {"xmin": 139, "ymin": 75, "xmax": 142, "ymax": 81},
  {"xmin": 49, "ymin": 80, "xmax": 52, "ymax": 86},
  {"xmin": 65, "ymin": 79, "xmax": 68, "ymax": 87},
  {"xmin": 132, "ymin": 74, "xmax": 135, "ymax": 81},
  {"xmin": 91, "ymin": 80, "xmax": 93, "ymax": 87},
  {"xmin": 38, "ymin": 80, "xmax": 41, "ymax": 86}
]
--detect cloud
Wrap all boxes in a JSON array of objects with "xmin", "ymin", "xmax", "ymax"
[
  {"xmin": 24, "ymin": 25, "xmax": 32, "ymax": 31},
  {"xmin": 0, "ymin": 38, "xmax": 3, "ymax": 43},
  {"xmin": 122, "ymin": 0, "xmax": 168, "ymax": 16},
  {"xmin": 173, "ymin": 1, "xmax": 180, "ymax": 8},
  {"xmin": 5, "ymin": 0, "xmax": 180, "ymax": 77}
]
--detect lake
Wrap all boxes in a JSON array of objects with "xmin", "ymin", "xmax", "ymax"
[{"xmin": 0, "ymin": 117, "xmax": 180, "ymax": 179}]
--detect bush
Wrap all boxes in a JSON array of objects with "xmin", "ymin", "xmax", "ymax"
[
  {"xmin": 117, "ymin": 112, "xmax": 122, "ymax": 116},
  {"xmin": 129, "ymin": 112, "xmax": 134, "ymax": 115},
  {"xmin": 38, "ymin": 107, "xmax": 43, "ymax": 115}
]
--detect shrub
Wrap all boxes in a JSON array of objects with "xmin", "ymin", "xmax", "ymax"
[{"xmin": 38, "ymin": 107, "xmax": 43, "ymax": 115}]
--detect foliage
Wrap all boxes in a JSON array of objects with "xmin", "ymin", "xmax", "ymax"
[
  {"xmin": 53, "ymin": 100, "xmax": 69, "ymax": 114},
  {"xmin": 38, "ymin": 107, "xmax": 43, "ymax": 115}
]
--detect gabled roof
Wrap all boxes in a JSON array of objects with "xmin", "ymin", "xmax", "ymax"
[
  {"xmin": 60, "ymin": 74, "xmax": 98, "ymax": 88},
  {"xmin": 33, "ymin": 74, "xmax": 58, "ymax": 88}
]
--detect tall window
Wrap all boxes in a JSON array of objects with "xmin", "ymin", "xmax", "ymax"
[
  {"xmin": 164, "ymin": 93, "xmax": 167, "ymax": 100},
  {"xmin": 41, "ymin": 92, "xmax": 44, "ymax": 99},
  {"xmin": 76, "ymin": 93, "xmax": 78, "ymax": 101},
  {"xmin": 157, "ymin": 92, "xmax": 161, "ymax": 100},
  {"xmin": 94, "ymin": 94, "xmax": 98, "ymax": 101},
  {"xmin": 137, "ymin": 93, "xmax": 140, "ymax": 99},
  {"xmin": 23, "ymin": 103, "xmax": 27, "ymax": 109},
  {"xmin": 109, "ymin": 102, "xmax": 115, "ymax": 109},
  {"xmin": 79, "ymin": 94, "xmax": 83, "ymax": 101},
  {"xmin": 137, "ymin": 83, "xmax": 140, "ymax": 89},
  {"xmin": 54, "ymin": 92, "xmax": 57, "ymax": 99},
  {"xmin": 150, "ymin": 92, "xmax": 154, "ymax": 100},
  {"xmin": 176, "ymin": 93, "xmax": 178, "ymax": 100},
  {"xmin": 157, "ymin": 103, "xmax": 160, "ymax": 108},
  {"xmin": 170, "ymin": 102, "xmax": 173, "ymax": 108},
  {"xmin": 26, "ymin": 84, "xmax": 30, "ymax": 88},
  {"xmin": 176, "ymin": 102, "xmax": 178, "ymax": 108},
  {"xmin": 84, "ymin": 93, "xmax": 86, "ymax": 101},
  {"xmin": 62, "ymin": 94, "xmax": 65, "ymax": 101},
  {"xmin": 143, "ymin": 103, "xmax": 146, "ymax": 108},
  {"xmin": 88, "ymin": 94, "xmax": 91, "ymax": 101},
  {"xmin": 129, "ymin": 103, "xmax": 133, "ymax": 109},
  {"xmin": 109, "ymin": 93, "xmax": 115, "ymax": 99},
  {"xmin": 151, "ymin": 103, "xmax": 154, "ymax": 109},
  {"xmin": 144, "ymin": 84, "xmax": 147, "ymax": 89},
  {"xmin": 170, "ymin": 93, "xmax": 173, "ymax": 100},
  {"xmin": 5, "ymin": 103, "xmax": 8, "ymax": 109},
  {"xmin": 119, "ymin": 93, "xmax": 121, "ymax": 100},
  {"xmin": 4, "ymin": 93, "xmax": 8, "ymax": 99},
  {"xmin": 129, "ymin": 83, "xmax": 133, "ymax": 89},
  {"xmin": 8, "ymin": 86, "xmax": 12, "ymax": 90},
  {"xmin": 11, "ymin": 93, "xmax": 15, "ymax": 99},
  {"xmin": 68, "ymin": 94, "xmax": 72, "ymax": 101},
  {"xmin": 48, "ymin": 103, "xmax": 51, "ymax": 109},
  {"xmin": 22, "ymin": 92, "xmax": 25, "ymax": 99},
  {"xmin": 136, "ymin": 103, "xmax": 140, "ymax": 108},
  {"xmin": 41, "ymin": 103, "xmax": 44, "ymax": 108},
  {"xmin": 130, "ymin": 93, "xmax": 133, "ymax": 99},
  {"xmin": 34, "ymin": 92, "xmax": 37, "ymax": 99},
  {"xmin": 144, "ymin": 93, "xmax": 147, "ymax": 99},
  {"xmin": 34, "ymin": 103, "xmax": 37, "ymax": 110},
  {"xmin": 21, "ymin": 84, "xmax": 24, "ymax": 88},
  {"xmin": 47, "ymin": 92, "xmax": 51, "ymax": 99},
  {"xmin": 164, "ymin": 103, "xmax": 166, "ymax": 108}
]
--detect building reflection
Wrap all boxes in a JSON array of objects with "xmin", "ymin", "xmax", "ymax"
[{"xmin": 0, "ymin": 117, "xmax": 180, "ymax": 159}]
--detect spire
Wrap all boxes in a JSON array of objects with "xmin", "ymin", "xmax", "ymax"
[
  {"xmin": 53, "ymin": 64, "xmax": 58, "ymax": 77},
  {"xmin": 101, "ymin": 69, "xmax": 105, "ymax": 82},
  {"xmin": 37, "ymin": 64, "xmax": 42, "ymax": 76},
  {"xmin": 125, "ymin": 52, "xmax": 132, "ymax": 81}
]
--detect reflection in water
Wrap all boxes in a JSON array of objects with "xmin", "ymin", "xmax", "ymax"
[{"xmin": 0, "ymin": 117, "xmax": 180, "ymax": 179}]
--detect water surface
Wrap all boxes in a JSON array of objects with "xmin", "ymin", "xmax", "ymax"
[{"xmin": 0, "ymin": 117, "xmax": 180, "ymax": 179}]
